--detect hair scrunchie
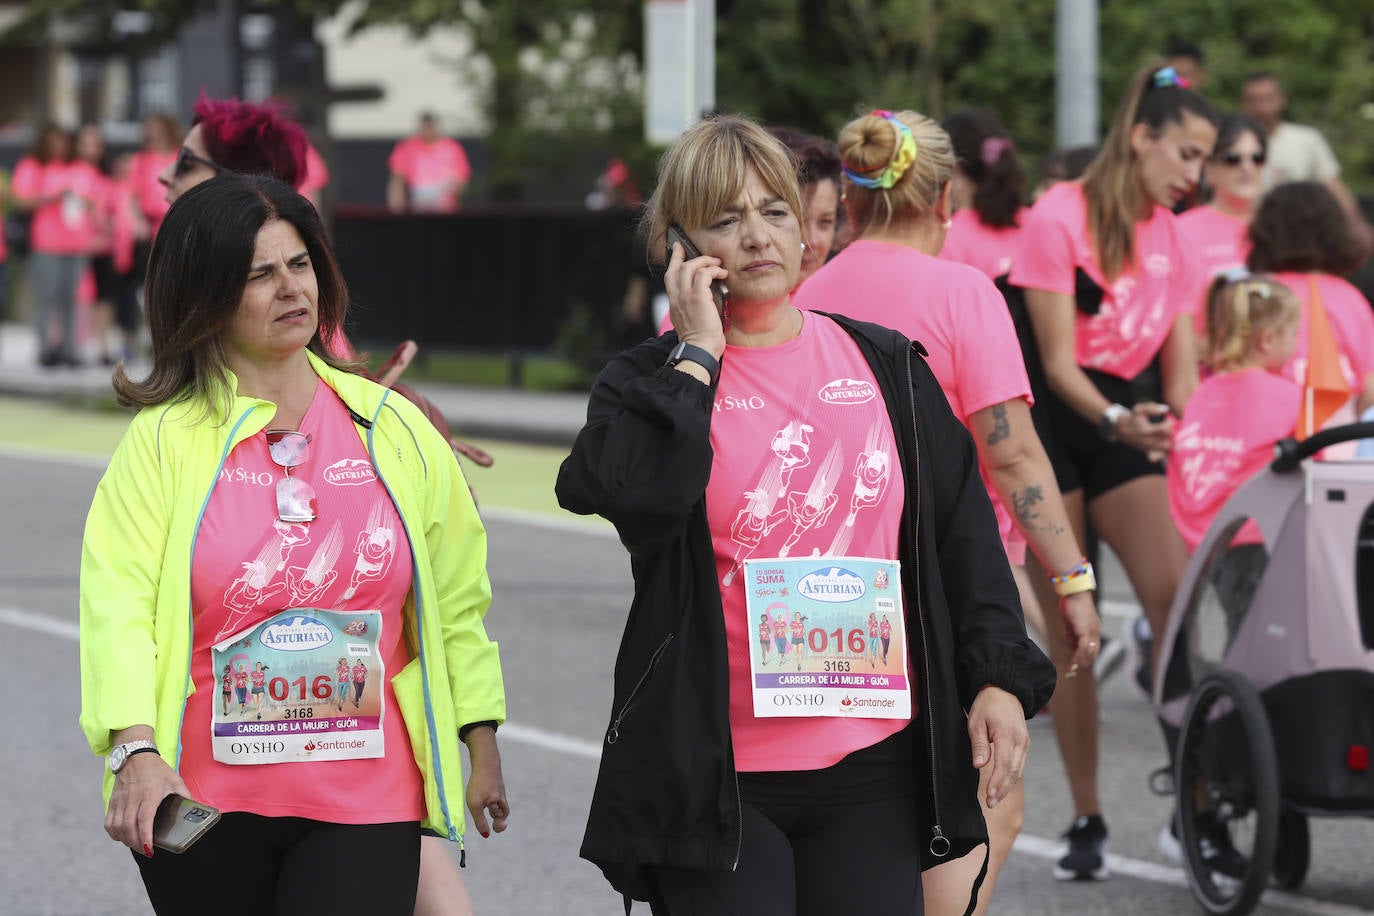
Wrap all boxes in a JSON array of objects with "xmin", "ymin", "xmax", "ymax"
[{"xmin": 843, "ymin": 110, "xmax": 918, "ymax": 190}]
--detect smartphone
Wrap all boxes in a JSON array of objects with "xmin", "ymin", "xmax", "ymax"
[
  {"xmin": 666, "ymin": 223, "xmax": 730, "ymax": 314},
  {"xmin": 151, "ymin": 794, "xmax": 221, "ymax": 854}
]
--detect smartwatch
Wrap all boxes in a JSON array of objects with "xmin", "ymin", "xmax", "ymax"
[
  {"xmin": 666, "ymin": 341, "xmax": 721, "ymax": 385},
  {"xmin": 109, "ymin": 740, "xmax": 159, "ymax": 774},
  {"xmin": 1098, "ymin": 403, "xmax": 1130, "ymax": 442}
]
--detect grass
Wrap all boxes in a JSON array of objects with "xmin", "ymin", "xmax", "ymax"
[{"xmin": 371, "ymin": 350, "xmax": 592, "ymax": 391}]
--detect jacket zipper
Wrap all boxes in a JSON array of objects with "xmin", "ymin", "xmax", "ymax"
[
  {"xmin": 907, "ymin": 347, "xmax": 950, "ymax": 859},
  {"xmin": 606, "ymin": 633, "xmax": 675, "ymax": 744}
]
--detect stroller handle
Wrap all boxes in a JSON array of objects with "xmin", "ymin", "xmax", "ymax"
[{"xmin": 1270, "ymin": 421, "xmax": 1374, "ymax": 473}]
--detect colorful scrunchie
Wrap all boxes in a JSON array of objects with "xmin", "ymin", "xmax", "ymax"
[
  {"xmin": 843, "ymin": 110, "xmax": 918, "ymax": 190},
  {"xmin": 1151, "ymin": 66, "xmax": 1192, "ymax": 90}
]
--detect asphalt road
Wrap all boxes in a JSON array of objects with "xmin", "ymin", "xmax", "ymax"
[{"xmin": 2, "ymin": 446, "xmax": 1371, "ymax": 916}]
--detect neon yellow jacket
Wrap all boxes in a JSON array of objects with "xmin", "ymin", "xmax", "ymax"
[{"xmin": 79, "ymin": 353, "xmax": 505, "ymax": 841}]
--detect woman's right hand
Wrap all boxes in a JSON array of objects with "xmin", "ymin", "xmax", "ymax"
[
  {"xmin": 664, "ymin": 241, "xmax": 728, "ymax": 358},
  {"xmin": 1113, "ymin": 402, "xmax": 1174, "ymax": 457},
  {"xmin": 104, "ymin": 752, "xmax": 190, "ymax": 856}
]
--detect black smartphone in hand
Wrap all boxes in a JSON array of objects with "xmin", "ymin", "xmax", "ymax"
[
  {"xmin": 151, "ymin": 794, "xmax": 221, "ymax": 854},
  {"xmin": 666, "ymin": 223, "xmax": 730, "ymax": 314}
]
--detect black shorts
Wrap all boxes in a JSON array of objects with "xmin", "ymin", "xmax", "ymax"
[{"xmin": 1037, "ymin": 368, "xmax": 1164, "ymax": 502}]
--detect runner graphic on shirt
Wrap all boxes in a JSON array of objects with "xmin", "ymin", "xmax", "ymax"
[
  {"xmin": 351, "ymin": 660, "xmax": 369, "ymax": 708},
  {"xmin": 777, "ymin": 439, "xmax": 844, "ymax": 557},
  {"xmin": 250, "ymin": 661, "xmax": 268, "ymax": 719},
  {"xmin": 233, "ymin": 663, "xmax": 250, "ymax": 715},
  {"xmin": 771, "ymin": 606, "xmax": 791, "ymax": 659},
  {"xmin": 758, "ymin": 614, "xmax": 773, "ymax": 666},
  {"xmin": 285, "ymin": 521, "xmax": 344, "ymax": 605},
  {"xmin": 826, "ymin": 422, "xmax": 892, "ymax": 556},
  {"xmin": 217, "ymin": 521, "xmax": 311, "ymax": 641},
  {"xmin": 335, "ymin": 657, "xmax": 351, "ymax": 711},
  {"xmin": 342, "ymin": 499, "xmax": 397, "ymax": 600},
  {"xmin": 789, "ymin": 611, "xmax": 808, "ymax": 670},
  {"xmin": 721, "ymin": 421, "xmax": 812, "ymax": 586},
  {"xmin": 868, "ymin": 612, "xmax": 880, "ymax": 667},
  {"xmin": 220, "ymin": 664, "xmax": 233, "ymax": 715}
]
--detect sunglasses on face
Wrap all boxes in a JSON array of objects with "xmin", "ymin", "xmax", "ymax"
[
  {"xmin": 1219, "ymin": 152, "xmax": 1266, "ymax": 167},
  {"xmin": 174, "ymin": 146, "xmax": 227, "ymax": 178},
  {"xmin": 266, "ymin": 430, "xmax": 316, "ymax": 523}
]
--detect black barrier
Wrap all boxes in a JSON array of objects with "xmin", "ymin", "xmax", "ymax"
[{"xmin": 333, "ymin": 205, "xmax": 641, "ymax": 356}]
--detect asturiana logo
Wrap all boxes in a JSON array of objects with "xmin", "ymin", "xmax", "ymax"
[
  {"xmin": 818, "ymin": 378, "xmax": 876, "ymax": 405},
  {"xmin": 260, "ymin": 616, "xmax": 334, "ymax": 652},
  {"xmin": 324, "ymin": 458, "xmax": 377, "ymax": 487},
  {"xmin": 797, "ymin": 567, "xmax": 866, "ymax": 603}
]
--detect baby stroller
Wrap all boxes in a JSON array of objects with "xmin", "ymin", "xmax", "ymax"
[{"xmin": 1152, "ymin": 421, "xmax": 1374, "ymax": 916}]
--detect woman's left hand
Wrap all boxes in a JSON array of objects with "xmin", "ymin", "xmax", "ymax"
[
  {"xmin": 463, "ymin": 727, "xmax": 509, "ymax": 838},
  {"xmin": 967, "ymin": 686, "xmax": 1029, "ymax": 810}
]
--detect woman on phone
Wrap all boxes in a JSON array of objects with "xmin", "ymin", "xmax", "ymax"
[
  {"xmin": 557, "ymin": 113, "xmax": 1053, "ymax": 915},
  {"xmin": 1008, "ymin": 63, "xmax": 1215, "ymax": 880}
]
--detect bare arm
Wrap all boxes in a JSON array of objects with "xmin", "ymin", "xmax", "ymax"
[
  {"xmin": 969, "ymin": 398, "xmax": 1099, "ymax": 672},
  {"xmin": 1023, "ymin": 287, "xmax": 1176, "ymax": 454},
  {"xmin": 387, "ymin": 173, "xmax": 408, "ymax": 213}
]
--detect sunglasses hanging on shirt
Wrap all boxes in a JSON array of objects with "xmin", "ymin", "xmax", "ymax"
[{"xmin": 265, "ymin": 430, "xmax": 317, "ymax": 523}]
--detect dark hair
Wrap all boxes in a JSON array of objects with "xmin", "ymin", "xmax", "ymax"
[
  {"xmin": 943, "ymin": 109, "xmax": 1025, "ymax": 229},
  {"xmin": 1247, "ymin": 182, "xmax": 1367, "ymax": 276},
  {"xmin": 1241, "ymin": 71, "xmax": 1281, "ymax": 90},
  {"xmin": 1082, "ymin": 62, "xmax": 1218, "ymax": 280},
  {"xmin": 1212, "ymin": 112, "xmax": 1267, "ymax": 159},
  {"xmin": 766, "ymin": 126, "xmax": 841, "ymax": 188},
  {"xmin": 1038, "ymin": 145, "xmax": 1098, "ymax": 187},
  {"xmin": 113, "ymin": 174, "xmax": 356, "ymax": 414},
  {"xmin": 191, "ymin": 94, "xmax": 308, "ymax": 190},
  {"xmin": 28, "ymin": 124, "xmax": 71, "ymax": 164},
  {"xmin": 1165, "ymin": 40, "xmax": 1203, "ymax": 64}
]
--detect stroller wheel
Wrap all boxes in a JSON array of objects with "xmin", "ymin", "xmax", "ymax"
[
  {"xmin": 1271, "ymin": 810, "xmax": 1310, "ymax": 890},
  {"xmin": 1175, "ymin": 669, "xmax": 1279, "ymax": 916}
]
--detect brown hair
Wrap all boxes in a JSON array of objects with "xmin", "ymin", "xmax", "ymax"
[
  {"xmin": 943, "ymin": 109, "xmax": 1025, "ymax": 229},
  {"xmin": 1081, "ymin": 62, "xmax": 1216, "ymax": 280},
  {"xmin": 837, "ymin": 109, "xmax": 955, "ymax": 237},
  {"xmin": 1206, "ymin": 274, "xmax": 1299, "ymax": 372},
  {"xmin": 114, "ymin": 174, "xmax": 359, "ymax": 418},
  {"xmin": 641, "ymin": 114, "xmax": 805, "ymax": 266},
  {"xmin": 1247, "ymin": 182, "xmax": 1367, "ymax": 276},
  {"xmin": 27, "ymin": 124, "xmax": 71, "ymax": 164}
]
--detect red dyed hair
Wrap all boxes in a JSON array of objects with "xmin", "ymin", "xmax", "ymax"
[{"xmin": 191, "ymin": 93, "xmax": 308, "ymax": 190}]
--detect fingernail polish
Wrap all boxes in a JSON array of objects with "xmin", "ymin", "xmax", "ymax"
[
  {"xmin": 480, "ymin": 830, "xmax": 489, "ymax": 838},
  {"xmin": 144, "ymin": 844, "xmax": 152, "ymax": 856}
]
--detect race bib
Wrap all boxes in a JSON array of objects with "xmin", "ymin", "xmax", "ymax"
[
  {"xmin": 211, "ymin": 609, "xmax": 386, "ymax": 765},
  {"xmin": 744, "ymin": 557, "xmax": 910, "ymax": 719}
]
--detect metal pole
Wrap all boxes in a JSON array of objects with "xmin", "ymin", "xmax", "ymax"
[{"xmin": 1055, "ymin": 0, "xmax": 1098, "ymax": 147}]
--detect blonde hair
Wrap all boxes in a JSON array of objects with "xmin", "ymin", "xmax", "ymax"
[
  {"xmin": 642, "ymin": 114, "xmax": 805, "ymax": 266},
  {"xmin": 1081, "ymin": 61, "xmax": 1216, "ymax": 281},
  {"xmin": 837, "ymin": 109, "xmax": 955, "ymax": 236},
  {"xmin": 1206, "ymin": 274, "xmax": 1300, "ymax": 372}
]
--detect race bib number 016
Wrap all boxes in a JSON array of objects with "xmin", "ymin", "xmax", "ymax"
[
  {"xmin": 212, "ymin": 609, "xmax": 385, "ymax": 765},
  {"xmin": 743, "ymin": 557, "xmax": 910, "ymax": 719}
]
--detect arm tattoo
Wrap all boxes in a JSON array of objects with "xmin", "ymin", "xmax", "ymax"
[
  {"xmin": 986, "ymin": 403, "xmax": 1011, "ymax": 446},
  {"xmin": 1012, "ymin": 485, "xmax": 1065, "ymax": 535}
]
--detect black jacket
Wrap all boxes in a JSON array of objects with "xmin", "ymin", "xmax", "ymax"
[{"xmin": 555, "ymin": 313, "xmax": 1057, "ymax": 904}]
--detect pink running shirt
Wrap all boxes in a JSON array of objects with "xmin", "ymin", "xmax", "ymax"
[
  {"xmin": 1168, "ymin": 369, "xmax": 1301, "ymax": 552},
  {"xmin": 707, "ymin": 313, "xmax": 911, "ymax": 772},
  {"xmin": 182, "ymin": 378, "xmax": 424, "ymax": 824},
  {"xmin": 1178, "ymin": 205, "xmax": 1251, "ymax": 337},
  {"xmin": 940, "ymin": 208, "xmax": 1025, "ymax": 279},
  {"xmin": 300, "ymin": 144, "xmax": 330, "ymax": 199},
  {"xmin": 388, "ymin": 136, "xmax": 472, "ymax": 212},
  {"xmin": 126, "ymin": 148, "xmax": 175, "ymax": 232},
  {"xmin": 1010, "ymin": 182, "xmax": 1205, "ymax": 380},
  {"xmin": 797, "ymin": 240, "xmax": 1033, "ymax": 565},
  {"xmin": 12, "ymin": 158, "xmax": 103, "ymax": 255}
]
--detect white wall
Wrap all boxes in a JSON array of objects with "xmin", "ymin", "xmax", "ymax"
[{"xmin": 316, "ymin": 1, "xmax": 486, "ymax": 140}]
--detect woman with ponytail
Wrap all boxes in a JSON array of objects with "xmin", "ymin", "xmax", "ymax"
[
  {"xmin": 1008, "ymin": 62, "xmax": 1216, "ymax": 881},
  {"xmin": 940, "ymin": 109, "xmax": 1027, "ymax": 280},
  {"xmin": 798, "ymin": 110, "xmax": 1096, "ymax": 914}
]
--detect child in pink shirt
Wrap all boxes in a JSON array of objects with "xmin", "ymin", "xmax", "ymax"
[{"xmin": 1169, "ymin": 275, "xmax": 1301, "ymax": 553}]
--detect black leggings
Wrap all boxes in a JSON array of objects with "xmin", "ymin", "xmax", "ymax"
[
  {"xmin": 134, "ymin": 813, "xmax": 419, "ymax": 915},
  {"xmin": 651, "ymin": 795, "xmax": 924, "ymax": 916}
]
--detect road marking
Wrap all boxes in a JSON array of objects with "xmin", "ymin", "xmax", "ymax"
[
  {"xmin": 0, "ymin": 605, "xmax": 80, "ymax": 639},
  {"xmin": 500, "ymin": 722, "xmax": 603, "ymax": 760},
  {"xmin": 1014, "ymin": 833, "xmax": 1374, "ymax": 916}
]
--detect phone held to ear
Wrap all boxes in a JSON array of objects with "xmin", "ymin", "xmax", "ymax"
[
  {"xmin": 152, "ymin": 794, "xmax": 221, "ymax": 854},
  {"xmin": 666, "ymin": 223, "xmax": 731, "ymax": 320}
]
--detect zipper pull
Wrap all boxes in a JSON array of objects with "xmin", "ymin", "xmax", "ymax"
[
  {"xmin": 459, "ymin": 838, "xmax": 466, "ymax": 868},
  {"xmin": 930, "ymin": 825, "xmax": 951, "ymax": 858}
]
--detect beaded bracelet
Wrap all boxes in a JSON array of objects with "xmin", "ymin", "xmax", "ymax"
[{"xmin": 1049, "ymin": 559, "xmax": 1096, "ymax": 596}]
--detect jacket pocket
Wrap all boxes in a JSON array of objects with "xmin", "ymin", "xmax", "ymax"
[
  {"xmin": 606, "ymin": 633, "xmax": 675, "ymax": 745},
  {"xmin": 392, "ymin": 657, "xmax": 448, "ymax": 837}
]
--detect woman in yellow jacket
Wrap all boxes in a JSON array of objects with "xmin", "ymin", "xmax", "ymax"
[{"xmin": 79, "ymin": 173, "xmax": 507, "ymax": 915}]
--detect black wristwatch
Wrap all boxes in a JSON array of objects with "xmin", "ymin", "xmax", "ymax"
[{"xmin": 665, "ymin": 341, "xmax": 721, "ymax": 385}]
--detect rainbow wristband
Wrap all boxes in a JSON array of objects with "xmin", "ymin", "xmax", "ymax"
[{"xmin": 1049, "ymin": 560, "xmax": 1096, "ymax": 596}]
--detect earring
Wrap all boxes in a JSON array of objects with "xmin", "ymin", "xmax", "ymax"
[
  {"xmin": 941, "ymin": 218, "xmax": 953, "ymax": 230},
  {"xmin": 800, "ymin": 242, "xmax": 807, "ymax": 251}
]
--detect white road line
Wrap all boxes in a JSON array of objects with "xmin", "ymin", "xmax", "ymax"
[
  {"xmin": 0, "ymin": 605, "xmax": 80, "ymax": 639},
  {"xmin": 1014, "ymin": 833, "xmax": 1374, "ymax": 916},
  {"xmin": 7, "ymin": 604, "xmax": 1369, "ymax": 914}
]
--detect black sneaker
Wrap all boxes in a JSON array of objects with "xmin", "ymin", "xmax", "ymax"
[
  {"xmin": 1054, "ymin": 814, "xmax": 1110, "ymax": 880},
  {"xmin": 1162, "ymin": 812, "xmax": 1248, "ymax": 879},
  {"xmin": 1125, "ymin": 615, "xmax": 1154, "ymax": 698}
]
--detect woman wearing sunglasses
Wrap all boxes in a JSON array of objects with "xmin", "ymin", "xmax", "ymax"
[
  {"xmin": 79, "ymin": 173, "xmax": 508, "ymax": 915},
  {"xmin": 156, "ymin": 95, "xmax": 308, "ymax": 205}
]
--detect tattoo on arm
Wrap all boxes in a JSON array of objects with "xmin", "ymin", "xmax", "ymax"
[
  {"xmin": 986, "ymin": 403, "xmax": 1011, "ymax": 446},
  {"xmin": 1012, "ymin": 485, "xmax": 1065, "ymax": 535}
]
